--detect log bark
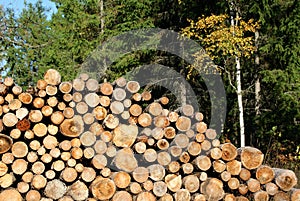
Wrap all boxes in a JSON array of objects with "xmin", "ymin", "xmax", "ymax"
[{"xmin": 0, "ymin": 134, "xmax": 13, "ymax": 154}]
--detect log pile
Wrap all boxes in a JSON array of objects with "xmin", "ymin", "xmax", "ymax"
[{"xmin": 0, "ymin": 68, "xmax": 299, "ymax": 201}]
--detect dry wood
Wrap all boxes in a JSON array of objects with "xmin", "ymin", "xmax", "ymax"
[
  {"xmin": 60, "ymin": 116, "xmax": 84, "ymax": 137},
  {"xmin": 273, "ymin": 191, "xmax": 290, "ymax": 201},
  {"xmin": 221, "ymin": 171, "xmax": 232, "ymax": 182},
  {"xmin": 239, "ymin": 168, "xmax": 251, "ymax": 181},
  {"xmin": 100, "ymin": 82, "xmax": 113, "ymax": 95},
  {"xmin": 18, "ymin": 92, "xmax": 33, "ymax": 104},
  {"xmin": 41, "ymin": 153, "xmax": 53, "ymax": 164},
  {"xmin": 193, "ymin": 193, "xmax": 206, "ymax": 201},
  {"xmin": 0, "ymin": 134, "xmax": 13, "ymax": 154},
  {"xmin": 103, "ymin": 114, "xmax": 119, "ymax": 129},
  {"xmin": 200, "ymin": 178, "xmax": 225, "ymax": 201},
  {"xmin": 228, "ymin": 177, "xmax": 240, "ymax": 190},
  {"xmin": 168, "ymin": 161, "xmax": 180, "ymax": 173},
  {"xmin": 154, "ymin": 115, "xmax": 170, "ymax": 128},
  {"xmin": 238, "ymin": 183, "xmax": 249, "ymax": 195},
  {"xmin": 72, "ymin": 92, "xmax": 82, "ymax": 102},
  {"xmin": 253, "ymin": 190, "xmax": 269, "ymax": 201},
  {"xmin": 99, "ymin": 95, "xmax": 110, "ymax": 107},
  {"xmin": 45, "ymin": 170, "xmax": 56, "ymax": 180},
  {"xmin": 112, "ymin": 191, "xmax": 133, "ymax": 201},
  {"xmin": 273, "ymin": 168, "xmax": 298, "ymax": 191},
  {"xmin": 147, "ymin": 164, "xmax": 165, "ymax": 182},
  {"xmin": 183, "ymin": 175, "xmax": 200, "ymax": 193},
  {"xmin": 61, "ymin": 167, "xmax": 77, "ymax": 182},
  {"xmin": 144, "ymin": 148, "xmax": 157, "ymax": 163},
  {"xmin": 22, "ymin": 171, "xmax": 34, "ymax": 183},
  {"xmin": 33, "ymin": 97, "xmax": 44, "ymax": 108},
  {"xmin": 76, "ymin": 102, "xmax": 88, "ymax": 114},
  {"xmin": 208, "ymin": 147, "xmax": 222, "ymax": 160},
  {"xmin": 174, "ymin": 133, "xmax": 189, "ymax": 148},
  {"xmin": 247, "ymin": 178, "xmax": 261, "ymax": 193},
  {"xmin": 91, "ymin": 177, "xmax": 116, "ymax": 200},
  {"xmin": 32, "ymin": 161, "xmax": 45, "ymax": 174},
  {"xmin": 3, "ymin": 112, "xmax": 18, "ymax": 127},
  {"xmin": 9, "ymin": 99, "xmax": 22, "ymax": 110},
  {"xmin": 85, "ymin": 93, "xmax": 100, "ymax": 107},
  {"xmin": 114, "ymin": 148, "xmax": 137, "ymax": 172},
  {"xmin": 174, "ymin": 189, "xmax": 191, "ymax": 201},
  {"xmin": 264, "ymin": 182, "xmax": 278, "ymax": 196},
  {"xmin": 17, "ymin": 181, "xmax": 30, "ymax": 194},
  {"xmin": 44, "ymin": 69, "xmax": 61, "ymax": 85},
  {"xmin": 11, "ymin": 158, "xmax": 27, "ymax": 175},
  {"xmin": 176, "ymin": 116, "xmax": 191, "ymax": 131},
  {"xmin": 132, "ymin": 93, "xmax": 142, "ymax": 102},
  {"xmin": 238, "ymin": 146, "xmax": 264, "ymax": 170},
  {"xmin": 157, "ymin": 151, "xmax": 171, "ymax": 166},
  {"xmin": 81, "ymin": 167, "xmax": 96, "ymax": 183},
  {"xmin": 148, "ymin": 102, "xmax": 163, "ymax": 116},
  {"xmin": 194, "ymin": 155, "xmax": 211, "ymax": 171},
  {"xmin": 255, "ymin": 165, "xmax": 275, "ymax": 184},
  {"xmin": 32, "ymin": 174, "xmax": 47, "ymax": 190},
  {"xmin": 44, "ymin": 180, "xmax": 67, "ymax": 200},
  {"xmin": 91, "ymin": 154, "xmax": 107, "ymax": 169},
  {"xmin": 72, "ymin": 78, "xmax": 85, "ymax": 91},
  {"xmin": 226, "ymin": 160, "xmax": 242, "ymax": 176},
  {"xmin": 221, "ymin": 143, "xmax": 238, "ymax": 161},
  {"xmin": 41, "ymin": 105, "xmax": 53, "ymax": 117},
  {"xmin": 1, "ymin": 153, "xmax": 14, "ymax": 165},
  {"xmin": 113, "ymin": 124, "xmax": 138, "ymax": 148},
  {"xmin": 113, "ymin": 171, "xmax": 131, "ymax": 189},
  {"xmin": 290, "ymin": 188, "xmax": 300, "ymax": 201},
  {"xmin": 133, "ymin": 167, "xmax": 149, "ymax": 183},
  {"xmin": 29, "ymin": 110, "xmax": 43, "ymax": 122},
  {"xmin": 136, "ymin": 192, "xmax": 156, "ymax": 201},
  {"xmin": 16, "ymin": 107, "xmax": 28, "ymax": 120},
  {"xmin": 213, "ymin": 160, "xmax": 226, "ymax": 173},
  {"xmin": 27, "ymin": 151, "xmax": 38, "ymax": 163},
  {"xmin": 224, "ymin": 194, "xmax": 236, "ymax": 201},
  {"xmin": 0, "ymin": 189, "xmax": 22, "ymax": 201},
  {"xmin": 59, "ymin": 81, "xmax": 73, "ymax": 93},
  {"xmin": 11, "ymin": 141, "xmax": 28, "ymax": 158},
  {"xmin": 33, "ymin": 123, "xmax": 48, "ymax": 137},
  {"xmin": 165, "ymin": 174, "xmax": 182, "ymax": 192},
  {"xmin": 181, "ymin": 104, "xmax": 194, "ymax": 116},
  {"xmin": 38, "ymin": 89, "xmax": 47, "ymax": 98},
  {"xmin": 179, "ymin": 151, "xmax": 190, "ymax": 164},
  {"xmin": 46, "ymin": 85, "xmax": 58, "ymax": 96}
]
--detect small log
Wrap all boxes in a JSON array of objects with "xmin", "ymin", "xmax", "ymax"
[
  {"xmin": 57, "ymin": 101, "xmax": 66, "ymax": 110},
  {"xmin": 60, "ymin": 116, "xmax": 84, "ymax": 137},
  {"xmin": 208, "ymin": 147, "xmax": 222, "ymax": 160},
  {"xmin": 290, "ymin": 188, "xmax": 300, "ymax": 201},
  {"xmin": 41, "ymin": 105, "xmax": 53, "ymax": 117},
  {"xmin": 148, "ymin": 102, "xmax": 163, "ymax": 116},
  {"xmin": 136, "ymin": 192, "xmax": 156, "ymax": 201},
  {"xmin": 18, "ymin": 92, "xmax": 33, "ymax": 104},
  {"xmin": 22, "ymin": 171, "xmax": 34, "ymax": 183},
  {"xmin": 43, "ymin": 135, "xmax": 58, "ymax": 150},
  {"xmin": 83, "ymin": 147, "xmax": 95, "ymax": 159},
  {"xmin": 99, "ymin": 95, "xmax": 111, "ymax": 107},
  {"xmin": 63, "ymin": 94, "xmax": 73, "ymax": 102},
  {"xmin": 29, "ymin": 110, "xmax": 43, "ymax": 123},
  {"xmin": 238, "ymin": 146, "xmax": 264, "ymax": 170},
  {"xmin": 94, "ymin": 140, "xmax": 107, "ymax": 154},
  {"xmin": 103, "ymin": 114, "xmax": 119, "ymax": 129},
  {"xmin": 115, "ymin": 77, "xmax": 127, "ymax": 87},
  {"xmin": 228, "ymin": 177, "xmax": 240, "ymax": 190},
  {"xmin": 148, "ymin": 164, "xmax": 165, "ymax": 181},
  {"xmin": 183, "ymin": 175, "xmax": 200, "ymax": 193},
  {"xmin": 144, "ymin": 148, "xmax": 157, "ymax": 163},
  {"xmin": 157, "ymin": 151, "xmax": 171, "ymax": 166},
  {"xmin": 154, "ymin": 115, "xmax": 170, "ymax": 128},
  {"xmin": 17, "ymin": 181, "xmax": 30, "ymax": 194},
  {"xmin": 32, "ymin": 174, "xmax": 47, "ymax": 190},
  {"xmin": 181, "ymin": 104, "xmax": 194, "ymax": 116},
  {"xmin": 44, "ymin": 179, "xmax": 67, "ymax": 200},
  {"xmin": 247, "ymin": 178, "xmax": 261, "ymax": 193},
  {"xmin": 85, "ymin": 92, "xmax": 100, "ymax": 107},
  {"xmin": 81, "ymin": 167, "xmax": 96, "ymax": 183},
  {"xmin": 143, "ymin": 180, "xmax": 154, "ymax": 191},
  {"xmin": 134, "ymin": 142, "xmax": 146, "ymax": 154},
  {"xmin": 27, "ymin": 151, "xmax": 38, "ymax": 163},
  {"xmin": 63, "ymin": 107, "xmax": 74, "ymax": 118},
  {"xmin": 221, "ymin": 143, "xmax": 238, "ymax": 161},
  {"xmin": 11, "ymin": 158, "xmax": 28, "ymax": 175},
  {"xmin": 176, "ymin": 116, "xmax": 191, "ymax": 131},
  {"xmin": 12, "ymin": 85, "xmax": 23, "ymax": 95},
  {"xmin": 264, "ymin": 182, "xmax": 278, "ymax": 196},
  {"xmin": 26, "ymin": 190, "xmax": 41, "ymax": 201},
  {"xmin": 71, "ymin": 138, "xmax": 81, "ymax": 147},
  {"xmin": 38, "ymin": 89, "xmax": 47, "ymax": 97},
  {"xmin": 76, "ymin": 102, "xmax": 88, "ymax": 114},
  {"xmin": 114, "ymin": 148, "xmax": 138, "ymax": 172},
  {"xmin": 33, "ymin": 123, "xmax": 48, "ymax": 137},
  {"xmin": 129, "ymin": 104, "xmax": 142, "ymax": 116},
  {"xmin": 194, "ymin": 155, "xmax": 211, "ymax": 171},
  {"xmin": 44, "ymin": 69, "xmax": 61, "ymax": 85},
  {"xmin": 238, "ymin": 184, "xmax": 249, "ymax": 195},
  {"xmin": 33, "ymin": 97, "xmax": 44, "ymax": 108},
  {"xmin": 0, "ymin": 134, "xmax": 13, "ymax": 154},
  {"xmin": 12, "ymin": 141, "xmax": 28, "ymax": 158},
  {"xmin": 193, "ymin": 194, "xmax": 206, "ymax": 201},
  {"xmin": 168, "ymin": 161, "xmax": 181, "ymax": 173},
  {"xmin": 46, "ymin": 85, "xmax": 58, "ymax": 96},
  {"xmin": 133, "ymin": 167, "xmax": 149, "ymax": 183},
  {"xmin": 59, "ymin": 81, "xmax": 73, "ymax": 93},
  {"xmin": 273, "ymin": 191, "xmax": 290, "ymax": 201},
  {"xmin": 126, "ymin": 81, "xmax": 140, "ymax": 94},
  {"xmin": 113, "ymin": 171, "xmax": 131, "ymax": 189},
  {"xmin": 100, "ymin": 82, "xmax": 113, "ymax": 95},
  {"xmin": 72, "ymin": 78, "xmax": 85, "ymax": 91},
  {"xmin": 32, "ymin": 161, "xmax": 45, "ymax": 174},
  {"xmin": 153, "ymin": 181, "xmax": 168, "ymax": 197},
  {"xmin": 157, "ymin": 139, "xmax": 169, "ymax": 150},
  {"xmin": 179, "ymin": 151, "xmax": 190, "ymax": 164},
  {"xmin": 71, "ymin": 147, "xmax": 83, "ymax": 160},
  {"xmin": 253, "ymin": 190, "xmax": 269, "ymax": 201},
  {"xmin": 3, "ymin": 112, "xmax": 18, "ymax": 127},
  {"xmin": 200, "ymin": 178, "xmax": 225, "ymax": 201},
  {"xmin": 168, "ymin": 111, "xmax": 179, "ymax": 122},
  {"xmin": 61, "ymin": 167, "xmax": 78, "ymax": 182},
  {"xmin": 130, "ymin": 182, "xmax": 142, "ymax": 194},
  {"xmin": 91, "ymin": 177, "xmax": 116, "ymax": 200},
  {"xmin": 75, "ymin": 163, "xmax": 84, "ymax": 173},
  {"xmin": 8, "ymin": 99, "xmax": 22, "ymax": 110},
  {"xmin": 0, "ymin": 173, "xmax": 15, "ymax": 188},
  {"xmin": 45, "ymin": 170, "xmax": 56, "ymax": 179},
  {"xmin": 0, "ymin": 162, "xmax": 8, "ymax": 176},
  {"xmin": 221, "ymin": 171, "xmax": 231, "ymax": 182},
  {"xmin": 113, "ymin": 88, "xmax": 127, "ymax": 101},
  {"xmin": 213, "ymin": 160, "xmax": 226, "ymax": 173},
  {"xmin": 199, "ymin": 172, "xmax": 208, "ymax": 182},
  {"xmin": 72, "ymin": 92, "xmax": 82, "ymax": 102},
  {"xmin": 196, "ymin": 122, "xmax": 207, "ymax": 133},
  {"xmin": 93, "ymin": 106, "xmax": 107, "ymax": 120},
  {"xmin": 113, "ymin": 124, "xmax": 138, "ymax": 148},
  {"xmin": 226, "ymin": 160, "xmax": 242, "ymax": 176},
  {"xmin": 80, "ymin": 131, "xmax": 96, "ymax": 147},
  {"xmin": 273, "ymin": 168, "xmax": 298, "ymax": 191},
  {"xmin": 165, "ymin": 174, "xmax": 182, "ymax": 192},
  {"xmin": 141, "ymin": 91, "xmax": 152, "ymax": 101},
  {"xmin": 174, "ymin": 189, "xmax": 191, "ymax": 201},
  {"xmin": 91, "ymin": 154, "xmax": 107, "ymax": 169},
  {"xmin": 239, "ymin": 168, "xmax": 251, "ymax": 181},
  {"xmin": 112, "ymin": 191, "xmax": 132, "ymax": 201},
  {"xmin": 256, "ymin": 165, "xmax": 275, "ymax": 184},
  {"xmin": 16, "ymin": 107, "xmax": 29, "ymax": 120},
  {"xmin": 160, "ymin": 96, "xmax": 169, "ymax": 105},
  {"xmin": 132, "ymin": 93, "xmax": 142, "ymax": 102},
  {"xmin": 100, "ymin": 131, "xmax": 113, "ymax": 142},
  {"xmin": 0, "ymin": 189, "xmax": 22, "ymax": 201},
  {"xmin": 174, "ymin": 134, "xmax": 189, "ymax": 148}
]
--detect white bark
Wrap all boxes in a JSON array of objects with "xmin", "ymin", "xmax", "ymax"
[{"xmin": 230, "ymin": 1, "xmax": 245, "ymax": 147}]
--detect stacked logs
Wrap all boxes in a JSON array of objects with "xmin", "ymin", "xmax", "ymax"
[{"xmin": 0, "ymin": 68, "xmax": 299, "ymax": 201}]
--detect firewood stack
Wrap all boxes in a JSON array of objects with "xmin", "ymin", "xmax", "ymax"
[{"xmin": 0, "ymin": 69, "xmax": 299, "ymax": 201}]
